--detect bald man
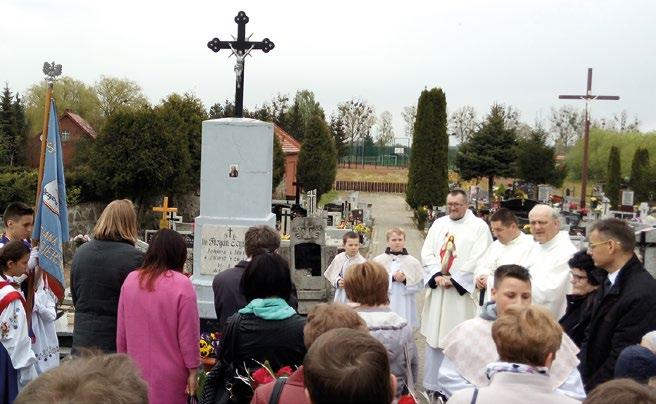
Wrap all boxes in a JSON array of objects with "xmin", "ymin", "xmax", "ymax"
[{"xmin": 525, "ymin": 205, "xmax": 577, "ymax": 319}]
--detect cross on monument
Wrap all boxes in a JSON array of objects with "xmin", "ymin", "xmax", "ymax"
[
  {"xmin": 559, "ymin": 68, "xmax": 619, "ymax": 209},
  {"xmin": 207, "ymin": 11, "xmax": 275, "ymax": 118},
  {"xmin": 153, "ymin": 197, "xmax": 178, "ymax": 229}
]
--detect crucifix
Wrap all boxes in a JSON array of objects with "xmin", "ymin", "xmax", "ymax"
[
  {"xmin": 559, "ymin": 68, "xmax": 619, "ymax": 209},
  {"xmin": 207, "ymin": 11, "xmax": 275, "ymax": 118},
  {"xmin": 153, "ymin": 197, "xmax": 178, "ymax": 229}
]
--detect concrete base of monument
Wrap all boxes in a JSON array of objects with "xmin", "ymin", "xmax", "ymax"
[{"xmin": 192, "ymin": 214, "xmax": 276, "ymax": 320}]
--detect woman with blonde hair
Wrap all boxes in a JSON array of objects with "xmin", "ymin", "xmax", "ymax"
[{"xmin": 71, "ymin": 199, "xmax": 144, "ymax": 353}]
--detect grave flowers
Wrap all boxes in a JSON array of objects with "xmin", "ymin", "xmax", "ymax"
[{"xmin": 199, "ymin": 331, "xmax": 222, "ymax": 370}]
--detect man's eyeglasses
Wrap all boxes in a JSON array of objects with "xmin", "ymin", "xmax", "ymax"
[
  {"xmin": 447, "ymin": 202, "xmax": 466, "ymax": 207},
  {"xmin": 587, "ymin": 239, "xmax": 613, "ymax": 251}
]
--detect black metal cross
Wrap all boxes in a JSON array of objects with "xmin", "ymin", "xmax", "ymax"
[
  {"xmin": 559, "ymin": 68, "xmax": 619, "ymax": 209},
  {"xmin": 207, "ymin": 11, "xmax": 275, "ymax": 118}
]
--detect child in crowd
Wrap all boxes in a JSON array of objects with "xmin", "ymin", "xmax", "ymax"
[
  {"xmin": 0, "ymin": 241, "xmax": 38, "ymax": 402},
  {"xmin": 31, "ymin": 271, "xmax": 59, "ymax": 374},
  {"xmin": 1, "ymin": 203, "xmax": 35, "ymax": 290},
  {"xmin": 373, "ymin": 228, "xmax": 423, "ymax": 328},
  {"xmin": 324, "ymin": 231, "xmax": 366, "ymax": 303}
]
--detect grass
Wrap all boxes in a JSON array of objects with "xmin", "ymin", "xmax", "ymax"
[{"xmin": 336, "ymin": 166, "xmax": 409, "ymax": 183}]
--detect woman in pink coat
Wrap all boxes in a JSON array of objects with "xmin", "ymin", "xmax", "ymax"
[{"xmin": 117, "ymin": 229, "xmax": 200, "ymax": 403}]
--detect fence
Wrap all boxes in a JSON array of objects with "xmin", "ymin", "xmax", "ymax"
[
  {"xmin": 339, "ymin": 144, "xmax": 411, "ymax": 168},
  {"xmin": 333, "ymin": 181, "xmax": 407, "ymax": 193}
]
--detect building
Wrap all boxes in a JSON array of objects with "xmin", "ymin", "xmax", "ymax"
[
  {"xmin": 274, "ymin": 124, "xmax": 301, "ymax": 199},
  {"xmin": 26, "ymin": 109, "xmax": 97, "ymax": 169}
]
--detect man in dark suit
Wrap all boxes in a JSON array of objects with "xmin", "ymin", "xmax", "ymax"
[
  {"xmin": 212, "ymin": 225, "xmax": 297, "ymax": 331},
  {"xmin": 579, "ymin": 218, "xmax": 656, "ymax": 391}
]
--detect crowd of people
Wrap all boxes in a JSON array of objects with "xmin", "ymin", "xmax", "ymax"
[{"xmin": 1, "ymin": 188, "xmax": 656, "ymax": 403}]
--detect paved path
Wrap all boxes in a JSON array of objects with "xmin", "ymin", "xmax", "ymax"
[{"xmin": 356, "ymin": 192, "xmax": 429, "ymax": 395}]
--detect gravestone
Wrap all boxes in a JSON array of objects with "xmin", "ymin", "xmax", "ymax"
[
  {"xmin": 192, "ymin": 118, "xmax": 276, "ymax": 319},
  {"xmin": 538, "ymin": 185, "xmax": 551, "ymax": 203},
  {"xmin": 290, "ymin": 217, "xmax": 328, "ymax": 313},
  {"xmin": 620, "ymin": 189, "xmax": 635, "ymax": 212}
]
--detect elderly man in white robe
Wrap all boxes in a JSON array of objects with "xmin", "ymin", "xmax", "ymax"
[
  {"xmin": 420, "ymin": 189, "xmax": 492, "ymax": 396},
  {"xmin": 474, "ymin": 208, "xmax": 534, "ymax": 306},
  {"xmin": 525, "ymin": 204, "xmax": 577, "ymax": 319}
]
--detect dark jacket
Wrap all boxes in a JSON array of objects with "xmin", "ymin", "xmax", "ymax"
[
  {"xmin": 560, "ymin": 292, "xmax": 596, "ymax": 347},
  {"xmin": 579, "ymin": 255, "xmax": 656, "ymax": 391},
  {"xmin": 71, "ymin": 239, "xmax": 144, "ymax": 353},
  {"xmin": 212, "ymin": 261, "xmax": 299, "ymax": 332},
  {"xmin": 201, "ymin": 312, "xmax": 306, "ymax": 404}
]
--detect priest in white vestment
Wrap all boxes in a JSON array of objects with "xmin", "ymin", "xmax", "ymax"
[
  {"xmin": 474, "ymin": 208, "xmax": 534, "ymax": 306},
  {"xmin": 420, "ymin": 190, "xmax": 492, "ymax": 393},
  {"xmin": 439, "ymin": 264, "xmax": 586, "ymax": 401},
  {"xmin": 525, "ymin": 205, "xmax": 577, "ymax": 319}
]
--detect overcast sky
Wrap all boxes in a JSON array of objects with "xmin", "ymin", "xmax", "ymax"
[{"xmin": 2, "ymin": 0, "xmax": 655, "ymax": 138}]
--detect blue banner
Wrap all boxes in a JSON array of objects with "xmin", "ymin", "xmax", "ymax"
[{"xmin": 32, "ymin": 99, "xmax": 69, "ymax": 289}]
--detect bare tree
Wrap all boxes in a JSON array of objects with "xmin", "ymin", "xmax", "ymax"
[
  {"xmin": 448, "ymin": 105, "xmax": 478, "ymax": 143},
  {"xmin": 401, "ymin": 105, "xmax": 417, "ymax": 140},
  {"xmin": 376, "ymin": 111, "xmax": 395, "ymax": 147},
  {"xmin": 549, "ymin": 105, "xmax": 584, "ymax": 152},
  {"xmin": 337, "ymin": 98, "xmax": 376, "ymax": 167}
]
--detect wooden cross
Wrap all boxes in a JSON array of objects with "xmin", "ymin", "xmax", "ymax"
[
  {"xmin": 292, "ymin": 180, "xmax": 303, "ymax": 206},
  {"xmin": 559, "ymin": 68, "xmax": 619, "ymax": 209},
  {"xmin": 207, "ymin": 11, "xmax": 275, "ymax": 118},
  {"xmin": 152, "ymin": 197, "xmax": 178, "ymax": 229},
  {"xmin": 280, "ymin": 208, "xmax": 293, "ymax": 235}
]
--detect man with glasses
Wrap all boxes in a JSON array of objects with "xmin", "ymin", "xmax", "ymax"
[
  {"xmin": 524, "ymin": 205, "xmax": 577, "ymax": 319},
  {"xmin": 420, "ymin": 189, "xmax": 492, "ymax": 397},
  {"xmin": 579, "ymin": 218, "xmax": 656, "ymax": 392}
]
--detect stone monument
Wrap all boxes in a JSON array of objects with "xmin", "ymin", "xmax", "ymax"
[{"xmin": 192, "ymin": 119, "xmax": 276, "ymax": 319}]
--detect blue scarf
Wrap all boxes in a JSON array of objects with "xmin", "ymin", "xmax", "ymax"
[{"xmin": 238, "ymin": 298, "xmax": 296, "ymax": 320}]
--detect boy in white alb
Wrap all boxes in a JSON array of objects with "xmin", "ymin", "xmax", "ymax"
[
  {"xmin": 324, "ymin": 231, "xmax": 366, "ymax": 303},
  {"xmin": 373, "ymin": 227, "xmax": 423, "ymax": 328}
]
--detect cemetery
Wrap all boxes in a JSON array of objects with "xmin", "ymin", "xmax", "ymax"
[{"xmin": 3, "ymin": 3, "xmax": 656, "ymax": 402}]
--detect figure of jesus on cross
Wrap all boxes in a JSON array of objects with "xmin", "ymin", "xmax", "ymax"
[
  {"xmin": 207, "ymin": 11, "xmax": 275, "ymax": 117},
  {"xmin": 559, "ymin": 68, "xmax": 619, "ymax": 209}
]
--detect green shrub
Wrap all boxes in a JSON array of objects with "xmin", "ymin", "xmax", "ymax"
[{"xmin": 0, "ymin": 168, "xmax": 38, "ymax": 213}]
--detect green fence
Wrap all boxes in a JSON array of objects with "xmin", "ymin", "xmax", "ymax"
[{"xmin": 339, "ymin": 144, "xmax": 411, "ymax": 168}]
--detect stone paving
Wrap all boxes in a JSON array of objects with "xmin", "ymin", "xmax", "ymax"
[{"xmin": 357, "ymin": 192, "xmax": 429, "ymax": 395}]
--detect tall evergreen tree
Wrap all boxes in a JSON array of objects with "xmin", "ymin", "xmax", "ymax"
[
  {"xmin": 12, "ymin": 93, "xmax": 27, "ymax": 166},
  {"xmin": 629, "ymin": 147, "xmax": 650, "ymax": 202},
  {"xmin": 406, "ymin": 88, "xmax": 448, "ymax": 208},
  {"xmin": 515, "ymin": 128, "xmax": 565, "ymax": 187},
  {"xmin": 456, "ymin": 104, "xmax": 518, "ymax": 202},
  {"xmin": 0, "ymin": 84, "xmax": 18, "ymax": 165},
  {"xmin": 156, "ymin": 93, "xmax": 208, "ymax": 193},
  {"xmin": 272, "ymin": 134, "xmax": 285, "ymax": 189},
  {"xmin": 329, "ymin": 114, "xmax": 348, "ymax": 160},
  {"xmin": 297, "ymin": 115, "xmax": 337, "ymax": 199},
  {"xmin": 88, "ymin": 107, "xmax": 192, "ymax": 206},
  {"xmin": 606, "ymin": 146, "xmax": 621, "ymax": 209},
  {"xmin": 281, "ymin": 102, "xmax": 305, "ymax": 142}
]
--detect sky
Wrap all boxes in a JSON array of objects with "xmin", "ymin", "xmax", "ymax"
[{"xmin": 2, "ymin": 0, "xmax": 655, "ymax": 139}]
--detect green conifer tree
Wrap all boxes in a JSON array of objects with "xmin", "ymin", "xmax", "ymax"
[
  {"xmin": 629, "ymin": 147, "xmax": 650, "ymax": 202},
  {"xmin": 606, "ymin": 146, "xmax": 622, "ymax": 208},
  {"xmin": 297, "ymin": 115, "xmax": 337, "ymax": 199},
  {"xmin": 406, "ymin": 88, "xmax": 448, "ymax": 208},
  {"xmin": 456, "ymin": 104, "xmax": 518, "ymax": 202}
]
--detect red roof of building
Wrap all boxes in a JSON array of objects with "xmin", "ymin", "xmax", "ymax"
[
  {"xmin": 274, "ymin": 124, "xmax": 301, "ymax": 154},
  {"xmin": 62, "ymin": 110, "xmax": 97, "ymax": 139}
]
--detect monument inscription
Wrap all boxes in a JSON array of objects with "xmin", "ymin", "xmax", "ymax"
[{"xmin": 200, "ymin": 225, "xmax": 248, "ymax": 275}]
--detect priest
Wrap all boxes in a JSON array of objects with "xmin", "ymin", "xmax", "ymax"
[
  {"xmin": 525, "ymin": 205, "xmax": 577, "ymax": 319},
  {"xmin": 420, "ymin": 189, "xmax": 492, "ymax": 396},
  {"xmin": 474, "ymin": 208, "xmax": 534, "ymax": 305}
]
